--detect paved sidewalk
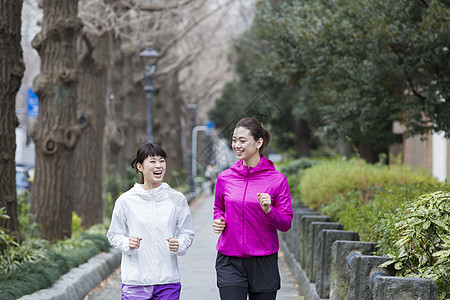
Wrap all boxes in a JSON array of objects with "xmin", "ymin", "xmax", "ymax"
[{"xmin": 85, "ymin": 192, "xmax": 301, "ymax": 299}]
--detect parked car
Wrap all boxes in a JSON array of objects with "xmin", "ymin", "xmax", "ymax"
[{"xmin": 16, "ymin": 165, "xmax": 32, "ymax": 195}]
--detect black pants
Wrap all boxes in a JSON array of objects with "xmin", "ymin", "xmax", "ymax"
[
  {"xmin": 219, "ymin": 287, "xmax": 277, "ymax": 300},
  {"xmin": 216, "ymin": 252, "xmax": 280, "ymax": 300}
]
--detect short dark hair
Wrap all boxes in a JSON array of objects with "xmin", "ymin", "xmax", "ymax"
[
  {"xmin": 235, "ymin": 117, "xmax": 271, "ymax": 153},
  {"xmin": 131, "ymin": 143, "xmax": 167, "ymax": 183}
]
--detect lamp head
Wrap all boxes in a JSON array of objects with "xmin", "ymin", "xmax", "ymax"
[{"xmin": 139, "ymin": 44, "xmax": 159, "ymax": 77}]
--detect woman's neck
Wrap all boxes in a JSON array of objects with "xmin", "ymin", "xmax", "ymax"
[
  {"xmin": 141, "ymin": 182, "xmax": 161, "ymax": 190},
  {"xmin": 243, "ymin": 153, "xmax": 261, "ymax": 168}
]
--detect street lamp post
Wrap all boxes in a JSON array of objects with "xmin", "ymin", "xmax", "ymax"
[
  {"xmin": 191, "ymin": 121, "xmax": 215, "ymax": 193},
  {"xmin": 187, "ymin": 103, "xmax": 197, "ymax": 193},
  {"xmin": 139, "ymin": 43, "xmax": 159, "ymax": 143}
]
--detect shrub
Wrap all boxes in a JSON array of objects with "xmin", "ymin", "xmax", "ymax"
[
  {"xmin": 377, "ymin": 191, "xmax": 450, "ymax": 300},
  {"xmin": 103, "ymin": 170, "xmax": 126, "ymax": 219},
  {"xmin": 0, "ymin": 232, "xmax": 110, "ymax": 299},
  {"xmin": 321, "ymin": 183, "xmax": 450, "ymax": 242},
  {"xmin": 277, "ymin": 158, "xmax": 318, "ymax": 202},
  {"xmin": 17, "ymin": 191, "xmax": 41, "ymax": 239},
  {"xmin": 277, "ymin": 157, "xmax": 317, "ymax": 177},
  {"xmin": 1, "ymin": 207, "xmax": 50, "ymax": 274},
  {"xmin": 0, "ymin": 192, "xmax": 111, "ymax": 300},
  {"xmin": 0, "ymin": 207, "xmax": 16, "ymax": 252},
  {"xmin": 300, "ymin": 157, "xmax": 437, "ymax": 210},
  {"xmin": 294, "ymin": 157, "xmax": 448, "ymax": 298},
  {"xmin": 72, "ymin": 212, "xmax": 83, "ymax": 236},
  {"xmin": 104, "ymin": 166, "xmax": 138, "ymax": 218}
]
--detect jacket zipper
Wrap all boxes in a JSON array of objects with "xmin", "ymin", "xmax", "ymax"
[{"xmin": 242, "ymin": 169, "xmax": 250, "ymax": 257}]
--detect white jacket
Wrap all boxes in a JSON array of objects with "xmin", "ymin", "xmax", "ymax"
[{"xmin": 107, "ymin": 183, "xmax": 195, "ymax": 285}]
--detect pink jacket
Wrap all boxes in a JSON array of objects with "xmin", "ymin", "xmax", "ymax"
[{"xmin": 213, "ymin": 155, "xmax": 293, "ymax": 258}]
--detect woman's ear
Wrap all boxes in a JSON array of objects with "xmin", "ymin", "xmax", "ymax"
[
  {"xmin": 256, "ymin": 137, "xmax": 263, "ymax": 149},
  {"xmin": 137, "ymin": 162, "xmax": 143, "ymax": 172}
]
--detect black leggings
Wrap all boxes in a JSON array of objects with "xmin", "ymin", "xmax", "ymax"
[{"xmin": 219, "ymin": 287, "xmax": 277, "ymax": 300}]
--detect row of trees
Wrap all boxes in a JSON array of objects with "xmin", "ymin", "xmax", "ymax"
[
  {"xmin": 1, "ymin": 0, "xmax": 254, "ymax": 242},
  {"xmin": 210, "ymin": 0, "xmax": 450, "ymax": 161}
]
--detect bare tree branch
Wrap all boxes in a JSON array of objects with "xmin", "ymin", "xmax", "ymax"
[
  {"xmin": 138, "ymin": 0, "xmax": 196, "ymax": 12},
  {"xmin": 158, "ymin": 0, "xmax": 234, "ymax": 58},
  {"xmin": 156, "ymin": 39, "xmax": 234, "ymax": 76}
]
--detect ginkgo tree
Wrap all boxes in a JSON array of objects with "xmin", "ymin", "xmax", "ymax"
[{"xmin": 211, "ymin": 0, "xmax": 449, "ymax": 160}]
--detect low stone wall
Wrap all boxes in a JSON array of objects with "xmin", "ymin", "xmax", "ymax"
[{"xmin": 280, "ymin": 204, "xmax": 438, "ymax": 300}]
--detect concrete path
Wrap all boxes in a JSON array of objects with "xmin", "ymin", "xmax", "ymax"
[{"xmin": 85, "ymin": 192, "xmax": 301, "ymax": 299}]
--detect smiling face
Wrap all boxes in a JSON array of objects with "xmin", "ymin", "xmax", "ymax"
[
  {"xmin": 137, "ymin": 155, "xmax": 166, "ymax": 189},
  {"xmin": 232, "ymin": 126, "xmax": 263, "ymax": 167}
]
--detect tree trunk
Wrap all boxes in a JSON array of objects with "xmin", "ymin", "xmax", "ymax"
[
  {"xmin": 0, "ymin": 0, "xmax": 25, "ymax": 242},
  {"xmin": 122, "ymin": 51, "xmax": 146, "ymax": 167},
  {"xmin": 30, "ymin": 0, "xmax": 81, "ymax": 241},
  {"xmin": 153, "ymin": 72, "xmax": 184, "ymax": 184},
  {"xmin": 103, "ymin": 36, "xmax": 127, "ymax": 181},
  {"xmin": 127, "ymin": 81, "xmax": 146, "ymax": 159},
  {"xmin": 338, "ymin": 136, "xmax": 352, "ymax": 159},
  {"xmin": 359, "ymin": 141, "xmax": 386, "ymax": 164},
  {"xmin": 73, "ymin": 30, "xmax": 108, "ymax": 228},
  {"xmin": 294, "ymin": 118, "xmax": 311, "ymax": 158}
]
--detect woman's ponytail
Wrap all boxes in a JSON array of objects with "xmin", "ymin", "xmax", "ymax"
[{"xmin": 260, "ymin": 127, "xmax": 271, "ymax": 153}]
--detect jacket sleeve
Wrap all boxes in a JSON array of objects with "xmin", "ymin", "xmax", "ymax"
[
  {"xmin": 174, "ymin": 197, "xmax": 195, "ymax": 256},
  {"xmin": 106, "ymin": 198, "xmax": 134, "ymax": 255},
  {"xmin": 265, "ymin": 174, "xmax": 293, "ymax": 232},
  {"xmin": 213, "ymin": 175, "xmax": 225, "ymax": 220}
]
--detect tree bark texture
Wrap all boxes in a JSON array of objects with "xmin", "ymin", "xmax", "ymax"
[
  {"xmin": 0, "ymin": 0, "xmax": 25, "ymax": 241},
  {"xmin": 125, "ymin": 81, "xmax": 146, "ymax": 162},
  {"xmin": 359, "ymin": 141, "xmax": 386, "ymax": 164},
  {"xmin": 103, "ymin": 36, "xmax": 127, "ymax": 180},
  {"xmin": 73, "ymin": 30, "xmax": 108, "ymax": 228},
  {"xmin": 338, "ymin": 136, "xmax": 352, "ymax": 159},
  {"xmin": 153, "ymin": 72, "xmax": 184, "ymax": 183},
  {"xmin": 30, "ymin": 0, "xmax": 82, "ymax": 241},
  {"xmin": 294, "ymin": 119, "xmax": 311, "ymax": 158},
  {"xmin": 122, "ymin": 51, "xmax": 146, "ymax": 167}
]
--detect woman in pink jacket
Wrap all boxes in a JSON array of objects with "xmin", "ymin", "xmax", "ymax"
[{"xmin": 212, "ymin": 117, "xmax": 293, "ymax": 300}]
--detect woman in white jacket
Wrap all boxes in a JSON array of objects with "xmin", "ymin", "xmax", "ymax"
[{"xmin": 107, "ymin": 143, "xmax": 195, "ymax": 300}]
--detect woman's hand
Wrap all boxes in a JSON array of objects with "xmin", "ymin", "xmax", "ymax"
[
  {"xmin": 166, "ymin": 238, "xmax": 179, "ymax": 252},
  {"xmin": 129, "ymin": 235, "xmax": 142, "ymax": 249},
  {"xmin": 213, "ymin": 217, "xmax": 226, "ymax": 234},
  {"xmin": 257, "ymin": 193, "xmax": 272, "ymax": 214}
]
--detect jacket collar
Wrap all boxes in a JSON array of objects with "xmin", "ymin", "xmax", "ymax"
[
  {"xmin": 130, "ymin": 182, "xmax": 170, "ymax": 200},
  {"xmin": 230, "ymin": 154, "xmax": 275, "ymax": 175}
]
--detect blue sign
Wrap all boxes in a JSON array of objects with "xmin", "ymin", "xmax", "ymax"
[
  {"xmin": 205, "ymin": 120, "xmax": 215, "ymax": 129},
  {"xmin": 27, "ymin": 88, "xmax": 38, "ymax": 118}
]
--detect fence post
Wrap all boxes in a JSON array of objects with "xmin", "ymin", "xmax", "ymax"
[
  {"xmin": 347, "ymin": 255, "xmax": 394, "ymax": 300},
  {"xmin": 329, "ymin": 241, "xmax": 377, "ymax": 300},
  {"xmin": 307, "ymin": 222, "xmax": 343, "ymax": 281},
  {"xmin": 373, "ymin": 276, "xmax": 438, "ymax": 300},
  {"xmin": 289, "ymin": 207, "xmax": 318, "ymax": 260},
  {"xmin": 315, "ymin": 230, "xmax": 359, "ymax": 298},
  {"xmin": 299, "ymin": 215, "xmax": 330, "ymax": 268}
]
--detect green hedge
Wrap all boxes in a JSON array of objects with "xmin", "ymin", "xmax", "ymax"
[
  {"xmin": 0, "ymin": 232, "xmax": 110, "ymax": 300},
  {"xmin": 1, "ymin": 202, "xmax": 110, "ymax": 300},
  {"xmin": 295, "ymin": 157, "xmax": 446, "ymax": 243},
  {"xmin": 299, "ymin": 157, "xmax": 437, "ymax": 210},
  {"xmin": 291, "ymin": 157, "xmax": 449, "ymax": 300},
  {"xmin": 320, "ymin": 183, "xmax": 450, "ymax": 242},
  {"xmin": 377, "ymin": 191, "xmax": 450, "ymax": 300},
  {"xmin": 276, "ymin": 158, "xmax": 318, "ymax": 202}
]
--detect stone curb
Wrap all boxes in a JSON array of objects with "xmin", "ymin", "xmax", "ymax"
[
  {"xmin": 279, "ymin": 237, "xmax": 326, "ymax": 300},
  {"xmin": 18, "ymin": 248, "xmax": 121, "ymax": 300}
]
